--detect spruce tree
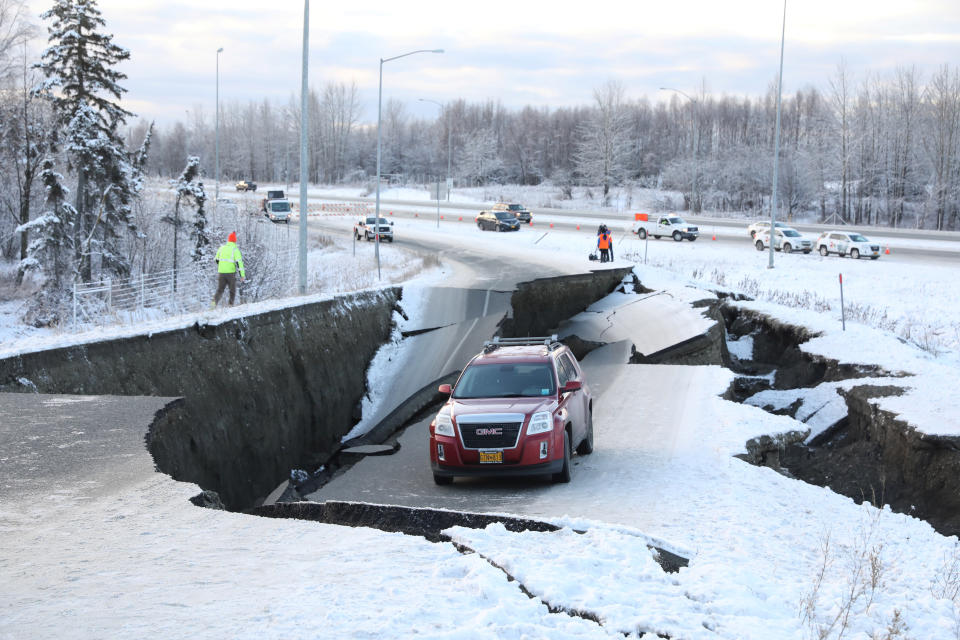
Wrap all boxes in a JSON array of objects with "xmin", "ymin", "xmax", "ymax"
[
  {"xmin": 36, "ymin": 0, "xmax": 136, "ymax": 283},
  {"xmin": 16, "ymin": 158, "xmax": 78, "ymax": 325}
]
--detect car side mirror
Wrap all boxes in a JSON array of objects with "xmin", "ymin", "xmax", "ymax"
[
  {"xmin": 561, "ymin": 380, "xmax": 582, "ymax": 393},
  {"xmin": 390, "ymin": 221, "xmax": 394, "ymax": 226},
  {"xmin": 438, "ymin": 383, "xmax": 452, "ymax": 395}
]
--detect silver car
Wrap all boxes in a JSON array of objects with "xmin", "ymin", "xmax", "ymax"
[{"xmin": 754, "ymin": 227, "xmax": 813, "ymax": 254}]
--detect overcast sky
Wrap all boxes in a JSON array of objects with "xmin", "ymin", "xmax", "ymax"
[{"xmin": 25, "ymin": 0, "xmax": 960, "ymax": 126}]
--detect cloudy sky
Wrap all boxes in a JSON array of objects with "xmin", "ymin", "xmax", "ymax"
[{"xmin": 24, "ymin": 0, "xmax": 960, "ymax": 125}]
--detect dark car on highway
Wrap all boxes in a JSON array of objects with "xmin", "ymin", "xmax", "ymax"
[
  {"xmin": 429, "ymin": 335, "xmax": 594, "ymax": 485},
  {"xmin": 492, "ymin": 202, "xmax": 532, "ymax": 224},
  {"xmin": 476, "ymin": 210, "xmax": 521, "ymax": 232}
]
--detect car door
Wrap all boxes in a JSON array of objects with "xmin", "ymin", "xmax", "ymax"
[
  {"xmin": 832, "ymin": 233, "xmax": 848, "ymax": 254},
  {"xmin": 557, "ymin": 353, "xmax": 586, "ymax": 443}
]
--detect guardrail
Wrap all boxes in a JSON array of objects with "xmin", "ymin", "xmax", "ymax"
[{"xmin": 290, "ymin": 202, "xmax": 372, "ymax": 217}]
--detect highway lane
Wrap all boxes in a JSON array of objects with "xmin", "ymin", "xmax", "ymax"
[{"xmin": 285, "ymin": 191, "xmax": 959, "ymax": 264}]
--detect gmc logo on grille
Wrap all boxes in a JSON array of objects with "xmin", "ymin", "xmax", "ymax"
[{"xmin": 475, "ymin": 427, "xmax": 503, "ymax": 436}]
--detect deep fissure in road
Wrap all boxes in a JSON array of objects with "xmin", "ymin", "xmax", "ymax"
[
  {"xmin": 252, "ymin": 500, "xmax": 684, "ymax": 638},
  {"xmin": 720, "ymin": 302, "xmax": 960, "ymax": 537}
]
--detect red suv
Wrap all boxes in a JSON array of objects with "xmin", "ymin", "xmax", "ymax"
[{"xmin": 429, "ymin": 336, "xmax": 594, "ymax": 485}]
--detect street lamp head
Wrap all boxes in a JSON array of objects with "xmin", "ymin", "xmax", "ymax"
[
  {"xmin": 431, "ymin": 49, "xmax": 444, "ymax": 53},
  {"xmin": 217, "ymin": 47, "xmax": 224, "ymax": 53}
]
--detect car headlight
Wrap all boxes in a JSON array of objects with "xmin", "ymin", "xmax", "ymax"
[
  {"xmin": 527, "ymin": 411, "xmax": 553, "ymax": 435},
  {"xmin": 435, "ymin": 413, "xmax": 455, "ymax": 437}
]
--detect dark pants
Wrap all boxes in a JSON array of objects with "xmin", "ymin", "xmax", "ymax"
[
  {"xmin": 214, "ymin": 272, "xmax": 237, "ymax": 305},
  {"xmin": 600, "ymin": 248, "xmax": 610, "ymax": 262}
]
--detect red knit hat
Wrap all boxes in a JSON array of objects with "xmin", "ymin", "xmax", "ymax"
[{"xmin": 228, "ymin": 232, "xmax": 236, "ymax": 243}]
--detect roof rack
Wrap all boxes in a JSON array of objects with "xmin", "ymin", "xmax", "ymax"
[{"xmin": 483, "ymin": 335, "xmax": 561, "ymax": 353}]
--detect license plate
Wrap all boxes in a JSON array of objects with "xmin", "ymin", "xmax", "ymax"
[{"xmin": 479, "ymin": 450, "xmax": 503, "ymax": 464}]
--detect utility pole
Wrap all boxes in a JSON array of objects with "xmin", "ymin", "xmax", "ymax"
[
  {"xmin": 298, "ymin": 0, "xmax": 309, "ymax": 294},
  {"xmin": 769, "ymin": 0, "xmax": 787, "ymax": 269}
]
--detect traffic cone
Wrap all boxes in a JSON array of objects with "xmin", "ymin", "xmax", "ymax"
[
  {"xmin": 458, "ymin": 216, "xmax": 462, "ymax": 221},
  {"xmin": 885, "ymin": 246, "xmax": 890, "ymax": 255},
  {"xmin": 712, "ymin": 233, "xmax": 716, "ymax": 241},
  {"xmin": 576, "ymin": 224, "xmax": 580, "ymax": 230},
  {"xmin": 549, "ymin": 222, "xmax": 554, "ymax": 228},
  {"xmin": 414, "ymin": 212, "xmax": 418, "ymax": 218}
]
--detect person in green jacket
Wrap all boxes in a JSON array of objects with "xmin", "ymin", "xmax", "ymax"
[{"xmin": 211, "ymin": 231, "xmax": 245, "ymax": 307}]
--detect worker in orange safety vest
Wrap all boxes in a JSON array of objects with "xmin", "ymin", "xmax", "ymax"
[{"xmin": 598, "ymin": 229, "xmax": 611, "ymax": 263}]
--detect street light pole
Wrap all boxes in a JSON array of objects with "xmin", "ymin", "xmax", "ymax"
[
  {"xmin": 298, "ymin": 0, "xmax": 309, "ymax": 293},
  {"xmin": 659, "ymin": 87, "xmax": 700, "ymax": 214},
  {"xmin": 768, "ymin": 0, "xmax": 787, "ymax": 270},
  {"xmin": 215, "ymin": 47, "xmax": 223, "ymax": 211},
  {"xmin": 375, "ymin": 48, "xmax": 444, "ymax": 279}
]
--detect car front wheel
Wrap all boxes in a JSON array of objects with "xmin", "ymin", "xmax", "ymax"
[
  {"xmin": 755, "ymin": 240, "xmax": 764, "ymax": 251},
  {"xmin": 552, "ymin": 430, "xmax": 571, "ymax": 483},
  {"xmin": 672, "ymin": 231, "xmax": 682, "ymax": 242},
  {"xmin": 819, "ymin": 245, "xmax": 829, "ymax": 256},
  {"xmin": 851, "ymin": 249, "xmax": 860, "ymax": 259},
  {"xmin": 783, "ymin": 243, "xmax": 792, "ymax": 254}
]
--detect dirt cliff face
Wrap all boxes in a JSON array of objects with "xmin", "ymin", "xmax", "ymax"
[
  {"xmin": 503, "ymin": 268, "xmax": 634, "ymax": 338},
  {"xmin": 722, "ymin": 303, "xmax": 960, "ymax": 537},
  {"xmin": 0, "ymin": 290, "xmax": 400, "ymax": 509}
]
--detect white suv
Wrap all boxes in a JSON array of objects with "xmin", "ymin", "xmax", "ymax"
[
  {"xmin": 815, "ymin": 231, "xmax": 881, "ymax": 260},
  {"xmin": 747, "ymin": 220, "xmax": 791, "ymax": 239},
  {"xmin": 754, "ymin": 227, "xmax": 813, "ymax": 254}
]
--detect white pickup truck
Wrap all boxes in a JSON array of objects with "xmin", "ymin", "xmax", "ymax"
[{"xmin": 631, "ymin": 213, "xmax": 699, "ymax": 242}]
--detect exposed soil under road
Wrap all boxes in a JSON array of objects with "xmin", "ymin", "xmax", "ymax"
[{"xmin": 722, "ymin": 302, "xmax": 960, "ymax": 537}]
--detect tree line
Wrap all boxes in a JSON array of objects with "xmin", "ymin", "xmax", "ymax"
[
  {"xmin": 1, "ymin": 0, "xmax": 959, "ymax": 325},
  {"xmin": 140, "ymin": 65, "xmax": 960, "ymax": 231}
]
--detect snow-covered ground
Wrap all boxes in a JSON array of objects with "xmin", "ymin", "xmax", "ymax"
[{"xmin": 3, "ymin": 189, "xmax": 960, "ymax": 638}]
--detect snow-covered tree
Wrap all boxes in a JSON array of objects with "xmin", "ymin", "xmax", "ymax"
[
  {"xmin": 461, "ymin": 128, "xmax": 501, "ymax": 185},
  {"xmin": 167, "ymin": 156, "xmax": 208, "ymax": 267},
  {"xmin": 575, "ymin": 81, "xmax": 632, "ymax": 205},
  {"xmin": 35, "ymin": 0, "xmax": 136, "ymax": 282},
  {"xmin": 0, "ymin": 0, "xmax": 35, "ymax": 82},
  {"xmin": 16, "ymin": 158, "xmax": 77, "ymax": 315}
]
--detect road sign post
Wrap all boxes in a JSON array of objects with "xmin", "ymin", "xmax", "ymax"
[{"xmin": 839, "ymin": 273, "xmax": 846, "ymax": 331}]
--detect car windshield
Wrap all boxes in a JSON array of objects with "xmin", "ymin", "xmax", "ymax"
[
  {"xmin": 507, "ymin": 204, "xmax": 523, "ymax": 211},
  {"xmin": 270, "ymin": 202, "xmax": 290, "ymax": 212},
  {"xmin": 495, "ymin": 211, "xmax": 515, "ymax": 220},
  {"xmin": 365, "ymin": 217, "xmax": 389, "ymax": 225},
  {"xmin": 783, "ymin": 229, "xmax": 801, "ymax": 237},
  {"xmin": 453, "ymin": 363, "xmax": 556, "ymax": 399},
  {"xmin": 850, "ymin": 234, "xmax": 869, "ymax": 242}
]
